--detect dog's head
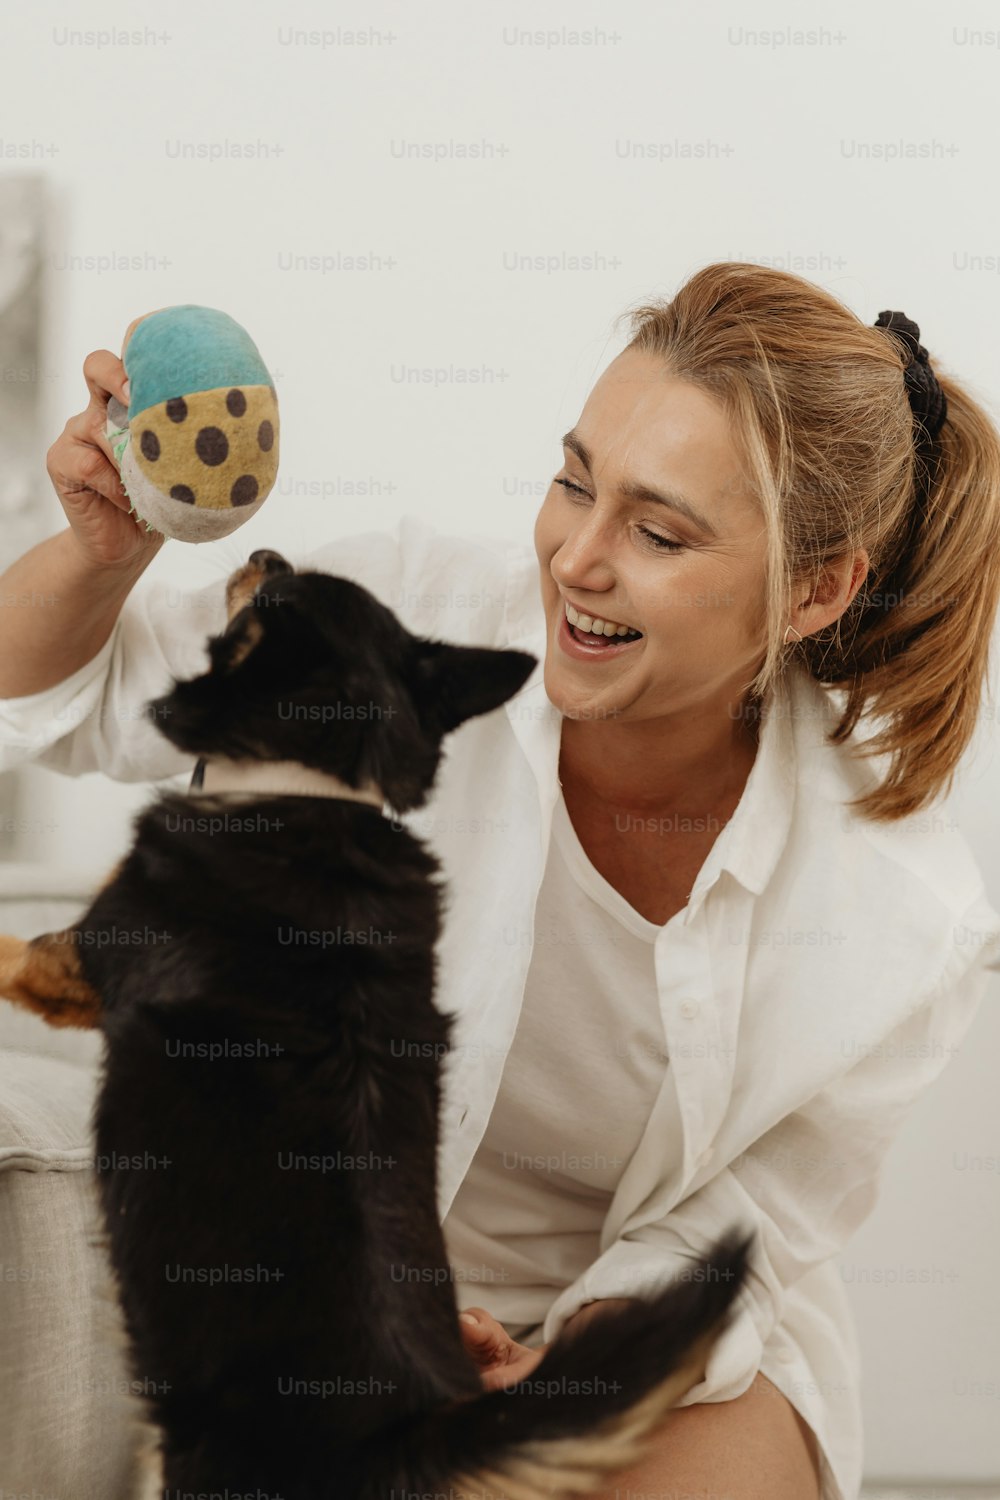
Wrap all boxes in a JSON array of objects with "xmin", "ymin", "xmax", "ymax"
[{"xmin": 145, "ymin": 549, "xmax": 537, "ymax": 813}]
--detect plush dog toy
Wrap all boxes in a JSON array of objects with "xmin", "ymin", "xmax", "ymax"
[{"xmin": 105, "ymin": 304, "xmax": 279, "ymax": 543}]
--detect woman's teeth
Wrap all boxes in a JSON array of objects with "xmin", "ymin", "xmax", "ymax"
[{"xmin": 564, "ymin": 601, "xmax": 642, "ymax": 640}]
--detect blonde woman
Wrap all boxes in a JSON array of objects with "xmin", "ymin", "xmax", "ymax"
[{"xmin": 2, "ymin": 264, "xmax": 1000, "ymax": 1500}]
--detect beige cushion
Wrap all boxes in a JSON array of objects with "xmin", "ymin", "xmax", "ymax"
[{"xmin": 0, "ymin": 864, "xmax": 146, "ymax": 1497}]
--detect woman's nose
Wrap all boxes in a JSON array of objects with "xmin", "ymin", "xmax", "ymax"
[{"xmin": 552, "ymin": 534, "xmax": 615, "ymax": 587}]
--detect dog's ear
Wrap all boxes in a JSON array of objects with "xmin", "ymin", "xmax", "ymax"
[{"xmin": 412, "ymin": 641, "xmax": 537, "ymax": 733}]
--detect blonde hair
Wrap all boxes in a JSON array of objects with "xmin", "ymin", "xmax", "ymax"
[{"xmin": 617, "ymin": 262, "xmax": 1000, "ymax": 823}]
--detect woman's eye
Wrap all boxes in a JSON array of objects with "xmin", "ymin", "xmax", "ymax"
[
  {"xmin": 553, "ymin": 477, "xmax": 684, "ymax": 553},
  {"xmin": 637, "ymin": 527, "xmax": 684, "ymax": 553},
  {"xmin": 554, "ymin": 477, "xmax": 590, "ymax": 498}
]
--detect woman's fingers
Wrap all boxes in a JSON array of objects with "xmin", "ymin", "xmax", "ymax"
[
  {"xmin": 82, "ymin": 347, "xmax": 129, "ymax": 410},
  {"xmin": 458, "ymin": 1307, "xmax": 512, "ymax": 1364},
  {"xmin": 458, "ymin": 1307, "xmax": 551, "ymax": 1390},
  {"xmin": 49, "ymin": 411, "xmax": 130, "ymax": 510},
  {"xmin": 43, "ymin": 340, "xmax": 165, "ymax": 571}
]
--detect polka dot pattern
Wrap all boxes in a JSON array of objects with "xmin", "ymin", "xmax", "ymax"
[
  {"xmin": 129, "ymin": 383, "xmax": 279, "ymax": 512},
  {"xmin": 196, "ymin": 427, "xmax": 229, "ymax": 467},
  {"xmin": 231, "ymin": 474, "xmax": 259, "ymax": 507}
]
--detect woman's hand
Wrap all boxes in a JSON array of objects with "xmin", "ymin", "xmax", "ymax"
[
  {"xmin": 458, "ymin": 1298, "xmax": 641, "ymax": 1392},
  {"xmin": 46, "ymin": 347, "xmax": 167, "ymax": 572},
  {"xmin": 458, "ymin": 1307, "xmax": 549, "ymax": 1391}
]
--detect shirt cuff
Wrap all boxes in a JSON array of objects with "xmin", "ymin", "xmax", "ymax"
[{"xmin": 0, "ymin": 626, "xmax": 118, "ymax": 773}]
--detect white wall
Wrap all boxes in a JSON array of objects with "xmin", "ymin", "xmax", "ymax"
[{"xmin": 2, "ymin": 0, "xmax": 999, "ymax": 1482}]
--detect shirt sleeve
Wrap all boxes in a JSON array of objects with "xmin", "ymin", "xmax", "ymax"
[
  {"xmin": 0, "ymin": 568, "xmax": 227, "ymax": 783},
  {"xmin": 539, "ymin": 890, "xmax": 1000, "ymax": 1403},
  {"xmin": 0, "ymin": 516, "xmax": 511, "ymax": 784}
]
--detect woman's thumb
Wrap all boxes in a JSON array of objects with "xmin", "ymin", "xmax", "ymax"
[{"xmin": 459, "ymin": 1310, "xmax": 499, "ymax": 1349}]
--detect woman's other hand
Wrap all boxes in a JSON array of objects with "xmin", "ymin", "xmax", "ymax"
[{"xmin": 458, "ymin": 1306, "xmax": 549, "ymax": 1391}]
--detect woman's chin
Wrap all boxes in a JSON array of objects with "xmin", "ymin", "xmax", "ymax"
[{"xmin": 542, "ymin": 659, "xmax": 622, "ymax": 722}]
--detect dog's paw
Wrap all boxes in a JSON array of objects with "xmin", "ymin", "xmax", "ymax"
[{"xmin": 0, "ymin": 930, "xmax": 102, "ymax": 1028}]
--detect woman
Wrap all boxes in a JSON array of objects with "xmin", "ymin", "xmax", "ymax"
[{"xmin": 2, "ymin": 263, "xmax": 1000, "ymax": 1500}]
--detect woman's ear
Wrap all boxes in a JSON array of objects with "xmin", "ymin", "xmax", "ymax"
[{"xmin": 791, "ymin": 548, "xmax": 871, "ymax": 638}]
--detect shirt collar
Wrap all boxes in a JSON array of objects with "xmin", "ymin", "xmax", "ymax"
[
  {"xmin": 501, "ymin": 545, "xmax": 819, "ymax": 920},
  {"xmin": 690, "ymin": 665, "xmax": 799, "ymax": 907}
]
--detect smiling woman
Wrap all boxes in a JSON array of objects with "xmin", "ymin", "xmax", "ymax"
[
  {"xmin": 443, "ymin": 263, "xmax": 1000, "ymax": 1500},
  {"xmin": 535, "ymin": 269, "xmax": 1000, "ymax": 834}
]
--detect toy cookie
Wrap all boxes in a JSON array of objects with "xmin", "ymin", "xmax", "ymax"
[{"xmin": 105, "ymin": 304, "xmax": 279, "ymax": 543}]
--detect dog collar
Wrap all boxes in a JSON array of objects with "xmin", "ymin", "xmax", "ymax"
[{"xmin": 187, "ymin": 755, "xmax": 385, "ymax": 809}]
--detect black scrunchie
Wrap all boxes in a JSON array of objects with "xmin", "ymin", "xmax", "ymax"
[
  {"xmin": 873, "ymin": 309, "xmax": 948, "ymax": 441},
  {"xmin": 833, "ymin": 309, "xmax": 950, "ymax": 665}
]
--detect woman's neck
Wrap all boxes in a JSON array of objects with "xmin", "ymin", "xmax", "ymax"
[{"xmin": 558, "ymin": 696, "xmax": 761, "ymax": 819}]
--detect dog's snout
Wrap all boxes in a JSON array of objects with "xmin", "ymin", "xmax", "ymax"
[{"xmin": 248, "ymin": 549, "xmax": 291, "ymax": 576}]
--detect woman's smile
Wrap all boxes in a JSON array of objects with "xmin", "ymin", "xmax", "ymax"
[{"xmin": 556, "ymin": 606, "xmax": 646, "ymax": 664}]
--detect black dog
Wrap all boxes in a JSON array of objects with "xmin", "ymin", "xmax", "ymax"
[{"xmin": 0, "ymin": 549, "xmax": 751, "ymax": 1498}]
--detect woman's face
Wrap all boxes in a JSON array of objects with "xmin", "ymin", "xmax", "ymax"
[{"xmin": 533, "ymin": 347, "xmax": 772, "ymax": 726}]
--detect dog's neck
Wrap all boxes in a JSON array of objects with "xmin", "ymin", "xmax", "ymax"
[{"xmin": 187, "ymin": 755, "xmax": 385, "ymax": 809}]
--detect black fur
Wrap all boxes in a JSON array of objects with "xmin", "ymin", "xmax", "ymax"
[{"xmin": 72, "ymin": 553, "xmax": 751, "ymax": 1497}]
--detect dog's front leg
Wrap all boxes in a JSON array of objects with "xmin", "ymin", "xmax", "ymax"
[
  {"xmin": 0, "ymin": 858, "xmax": 126, "ymax": 1029},
  {"xmin": 0, "ymin": 929, "xmax": 103, "ymax": 1028}
]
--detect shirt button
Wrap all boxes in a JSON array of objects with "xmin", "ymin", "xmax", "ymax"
[
  {"xmin": 680, "ymin": 999, "xmax": 700, "ymax": 1018},
  {"xmin": 696, "ymin": 1144, "xmax": 715, "ymax": 1169},
  {"xmin": 777, "ymin": 1346, "xmax": 796, "ymax": 1364}
]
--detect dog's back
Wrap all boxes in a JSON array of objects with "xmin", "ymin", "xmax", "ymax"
[{"xmin": 85, "ymin": 793, "xmax": 490, "ymax": 1489}]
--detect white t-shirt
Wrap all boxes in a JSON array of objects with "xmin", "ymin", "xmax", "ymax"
[{"xmin": 442, "ymin": 787, "xmax": 670, "ymax": 1341}]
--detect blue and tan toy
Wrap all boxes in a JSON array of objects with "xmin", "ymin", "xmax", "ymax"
[{"xmin": 105, "ymin": 304, "xmax": 279, "ymax": 543}]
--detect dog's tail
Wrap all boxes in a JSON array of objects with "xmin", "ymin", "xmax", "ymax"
[{"xmin": 371, "ymin": 1229, "xmax": 753, "ymax": 1500}]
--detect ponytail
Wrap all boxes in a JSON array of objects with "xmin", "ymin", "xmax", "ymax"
[{"xmin": 812, "ymin": 364, "xmax": 1000, "ymax": 821}]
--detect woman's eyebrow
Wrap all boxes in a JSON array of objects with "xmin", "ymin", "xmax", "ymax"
[{"xmin": 561, "ymin": 428, "xmax": 718, "ymax": 539}]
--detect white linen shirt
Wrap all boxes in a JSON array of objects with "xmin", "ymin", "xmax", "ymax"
[{"xmin": 3, "ymin": 514, "xmax": 1000, "ymax": 1500}]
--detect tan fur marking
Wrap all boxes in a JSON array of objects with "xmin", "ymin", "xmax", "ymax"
[
  {"xmin": 451, "ymin": 1326, "xmax": 720, "ymax": 1500},
  {"xmin": 0, "ymin": 857, "xmax": 122, "ymax": 1027},
  {"xmin": 0, "ymin": 930, "xmax": 102, "ymax": 1027},
  {"xmin": 221, "ymin": 556, "xmax": 275, "ymax": 668},
  {"xmin": 225, "ymin": 557, "xmax": 275, "ymax": 623},
  {"xmin": 227, "ymin": 611, "xmax": 264, "ymax": 667}
]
